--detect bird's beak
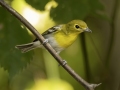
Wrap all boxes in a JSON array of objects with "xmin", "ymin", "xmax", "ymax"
[{"xmin": 84, "ymin": 28, "xmax": 92, "ymax": 33}]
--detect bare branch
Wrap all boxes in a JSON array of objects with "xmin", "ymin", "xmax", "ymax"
[{"xmin": 0, "ymin": 0, "xmax": 101, "ymax": 90}]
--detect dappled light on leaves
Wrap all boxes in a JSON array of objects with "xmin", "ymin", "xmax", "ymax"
[
  {"xmin": 12, "ymin": 0, "xmax": 57, "ymax": 34},
  {"xmin": 0, "ymin": 7, "xmax": 33, "ymax": 78}
]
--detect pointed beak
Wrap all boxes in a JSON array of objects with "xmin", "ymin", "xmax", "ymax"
[{"xmin": 84, "ymin": 28, "xmax": 92, "ymax": 33}]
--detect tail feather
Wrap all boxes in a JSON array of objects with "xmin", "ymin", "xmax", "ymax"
[{"xmin": 15, "ymin": 42, "xmax": 36, "ymax": 53}]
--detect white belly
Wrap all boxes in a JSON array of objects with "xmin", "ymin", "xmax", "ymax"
[{"xmin": 44, "ymin": 34, "xmax": 64, "ymax": 54}]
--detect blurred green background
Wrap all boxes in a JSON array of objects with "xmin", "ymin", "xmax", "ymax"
[{"xmin": 0, "ymin": 0, "xmax": 120, "ymax": 90}]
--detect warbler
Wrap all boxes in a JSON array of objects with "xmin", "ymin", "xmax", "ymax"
[{"xmin": 15, "ymin": 20, "xmax": 92, "ymax": 54}]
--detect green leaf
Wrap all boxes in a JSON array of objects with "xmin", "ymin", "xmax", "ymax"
[
  {"xmin": 49, "ymin": 0, "xmax": 107, "ymax": 22},
  {"xmin": 50, "ymin": 0, "xmax": 90, "ymax": 23},
  {"xmin": 0, "ymin": 7, "xmax": 33, "ymax": 78},
  {"xmin": 88, "ymin": 0, "xmax": 109, "ymax": 21},
  {"xmin": 24, "ymin": 0, "xmax": 106, "ymax": 23},
  {"xmin": 89, "ymin": 0, "xmax": 104, "ymax": 11},
  {"xmin": 25, "ymin": 0, "xmax": 50, "ymax": 10}
]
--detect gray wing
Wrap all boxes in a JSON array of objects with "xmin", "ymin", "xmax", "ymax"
[{"xmin": 33, "ymin": 25, "xmax": 63, "ymax": 42}]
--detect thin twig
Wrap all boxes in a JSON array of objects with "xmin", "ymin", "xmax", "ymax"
[{"xmin": 0, "ymin": 0, "xmax": 101, "ymax": 90}]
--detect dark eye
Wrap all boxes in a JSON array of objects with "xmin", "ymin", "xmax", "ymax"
[{"xmin": 75, "ymin": 25, "xmax": 80, "ymax": 29}]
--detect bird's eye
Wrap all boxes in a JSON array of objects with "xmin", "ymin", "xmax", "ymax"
[{"xmin": 75, "ymin": 24, "xmax": 80, "ymax": 29}]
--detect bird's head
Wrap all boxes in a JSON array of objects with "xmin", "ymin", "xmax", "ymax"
[{"xmin": 65, "ymin": 20, "xmax": 92, "ymax": 34}]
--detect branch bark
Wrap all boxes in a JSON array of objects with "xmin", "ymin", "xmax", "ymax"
[{"xmin": 0, "ymin": 0, "xmax": 101, "ymax": 90}]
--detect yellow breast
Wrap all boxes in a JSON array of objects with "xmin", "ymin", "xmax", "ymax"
[{"xmin": 54, "ymin": 31, "xmax": 78, "ymax": 48}]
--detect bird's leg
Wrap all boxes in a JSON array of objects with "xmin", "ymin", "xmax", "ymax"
[
  {"xmin": 42, "ymin": 39, "xmax": 48, "ymax": 44},
  {"xmin": 43, "ymin": 41, "xmax": 67, "ymax": 66},
  {"xmin": 58, "ymin": 60, "xmax": 67, "ymax": 66},
  {"xmin": 56, "ymin": 52, "xmax": 67, "ymax": 66},
  {"xmin": 62, "ymin": 60, "xmax": 67, "ymax": 65}
]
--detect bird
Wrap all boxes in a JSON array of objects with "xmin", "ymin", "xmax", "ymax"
[{"xmin": 15, "ymin": 20, "xmax": 92, "ymax": 54}]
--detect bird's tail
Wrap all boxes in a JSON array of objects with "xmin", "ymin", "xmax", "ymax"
[{"xmin": 15, "ymin": 42, "xmax": 40, "ymax": 53}]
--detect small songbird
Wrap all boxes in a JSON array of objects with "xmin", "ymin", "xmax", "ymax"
[{"xmin": 15, "ymin": 20, "xmax": 92, "ymax": 54}]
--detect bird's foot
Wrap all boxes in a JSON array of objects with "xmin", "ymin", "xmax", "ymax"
[
  {"xmin": 58, "ymin": 60, "xmax": 67, "ymax": 66},
  {"xmin": 62, "ymin": 60, "xmax": 67, "ymax": 66},
  {"xmin": 42, "ymin": 39, "xmax": 48, "ymax": 44}
]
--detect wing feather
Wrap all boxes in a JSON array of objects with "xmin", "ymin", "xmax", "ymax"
[{"xmin": 33, "ymin": 25, "xmax": 63, "ymax": 42}]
